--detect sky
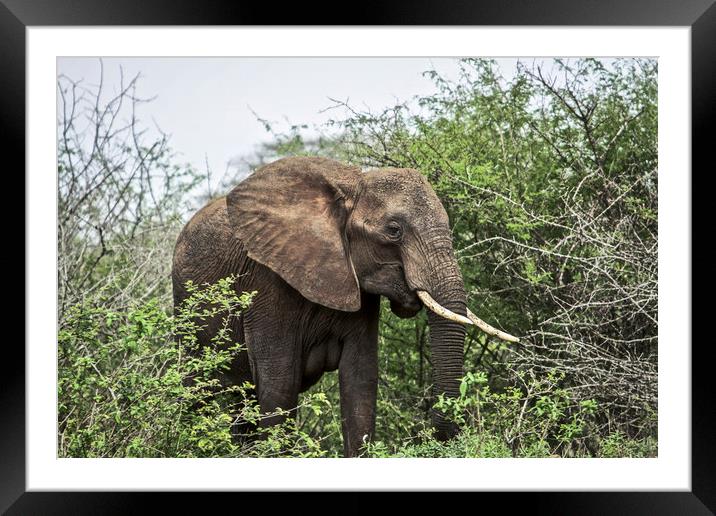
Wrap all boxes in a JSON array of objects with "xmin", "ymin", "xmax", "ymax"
[{"xmin": 57, "ymin": 57, "xmax": 528, "ymax": 190}]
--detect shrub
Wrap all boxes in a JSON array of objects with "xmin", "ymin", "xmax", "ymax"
[
  {"xmin": 58, "ymin": 276, "xmax": 327, "ymax": 458},
  {"xmin": 364, "ymin": 370, "xmax": 656, "ymax": 458}
]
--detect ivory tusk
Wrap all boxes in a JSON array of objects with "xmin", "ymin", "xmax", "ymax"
[
  {"xmin": 416, "ymin": 290, "xmax": 473, "ymax": 326},
  {"xmin": 416, "ymin": 290, "xmax": 520, "ymax": 343},
  {"xmin": 466, "ymin": 308, "xmax": 520, "ymax": 343}
]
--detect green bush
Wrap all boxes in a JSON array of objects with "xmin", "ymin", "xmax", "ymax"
[
  {"xmin": 364, "ymin": 371, "xmax": 656, "ymax": 458},
  {"xmin": 599, "ymin": 430, "xmax": 657, "ymax": 458},
  {"xmin": 57, "ymin": 276, "xmax": 656, "ymax": 458},
  {"xmin": 58, "ymin": 276, "xmax": 327, "ymax": 458}
]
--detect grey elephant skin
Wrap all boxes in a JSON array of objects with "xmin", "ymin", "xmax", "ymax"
[{"xmin": 172, "ymin": 156, "xmax": 468, "ymax": 457}]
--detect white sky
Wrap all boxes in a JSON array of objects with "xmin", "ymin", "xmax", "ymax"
[{"xmin": 57, "ymin": 57, "xmax": 527, "ymax": 188}]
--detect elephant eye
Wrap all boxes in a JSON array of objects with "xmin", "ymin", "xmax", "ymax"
[{"xmin": 385, "ymin": 221, "xmax": 403, "ymax": 241}]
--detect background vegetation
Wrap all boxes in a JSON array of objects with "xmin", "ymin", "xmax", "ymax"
[{"xmin": 58, "ymin": 58, "xmax": 657, "ymax": 458}]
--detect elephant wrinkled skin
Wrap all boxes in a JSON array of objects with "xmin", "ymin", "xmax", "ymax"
[{"xmin": 173, "ymin": 156, "xmax": 506, "ymax": 456}]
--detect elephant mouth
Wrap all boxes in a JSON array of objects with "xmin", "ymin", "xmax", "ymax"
[{"xmin": 390, "ymin": 296, "xmax": 422, "ymax": 319}]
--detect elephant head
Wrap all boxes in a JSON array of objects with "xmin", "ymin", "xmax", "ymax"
[{"xmin": 227, "ymin": 156, "xmax": 517, "ymax": 439}]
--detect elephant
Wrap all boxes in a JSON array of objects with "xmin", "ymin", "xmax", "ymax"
[{"xmin": 172, "ymin": 156, "xmax": 518, "ymax": 457}]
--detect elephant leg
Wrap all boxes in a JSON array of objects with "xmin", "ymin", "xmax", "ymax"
[
  {"xmin": 338, "ymin": 299, "xmax": 380, "ymax": 457},
  {"xmin": 244, "ymin": 316, "xmax": 301, "ymax": 430},
  {"xmin": 256, "ymin": 377, "xmax": 300, "ymax": 429}
]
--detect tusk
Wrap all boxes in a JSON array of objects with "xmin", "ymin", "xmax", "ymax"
[
  {"xmin": 466, "ymin": 308, "xmax": 520, "ymax": 343},
  {"xmin": 416, "ymin": 291, "xmax": 521, "ymax": 343},
  {"xmin": 416, "ymin": 290, "xmax": 473, "ymax": 325}
]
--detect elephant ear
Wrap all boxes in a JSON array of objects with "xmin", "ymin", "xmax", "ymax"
[{"xmin": 226, "ymin": 157, "xmax": 362, "ymax": 311}]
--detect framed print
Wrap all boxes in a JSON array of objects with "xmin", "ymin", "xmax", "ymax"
[{"xmin": 4, "ymin": 0, "xmax": 714, "ymax": 512}]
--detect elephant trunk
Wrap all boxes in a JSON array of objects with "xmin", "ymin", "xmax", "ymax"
[{"xmin": 420, "ymin": 246, "xmax": 467, "ymax": 441}]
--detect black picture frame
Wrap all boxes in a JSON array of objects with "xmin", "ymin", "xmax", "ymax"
[{"xmin": 4, "ymin": 0, "xmax": 713, "ymax": 513}]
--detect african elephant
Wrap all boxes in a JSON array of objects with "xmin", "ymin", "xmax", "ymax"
[{"xmin": 172, "ymin": 156, "xmax": 518, "ymax": 457}]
